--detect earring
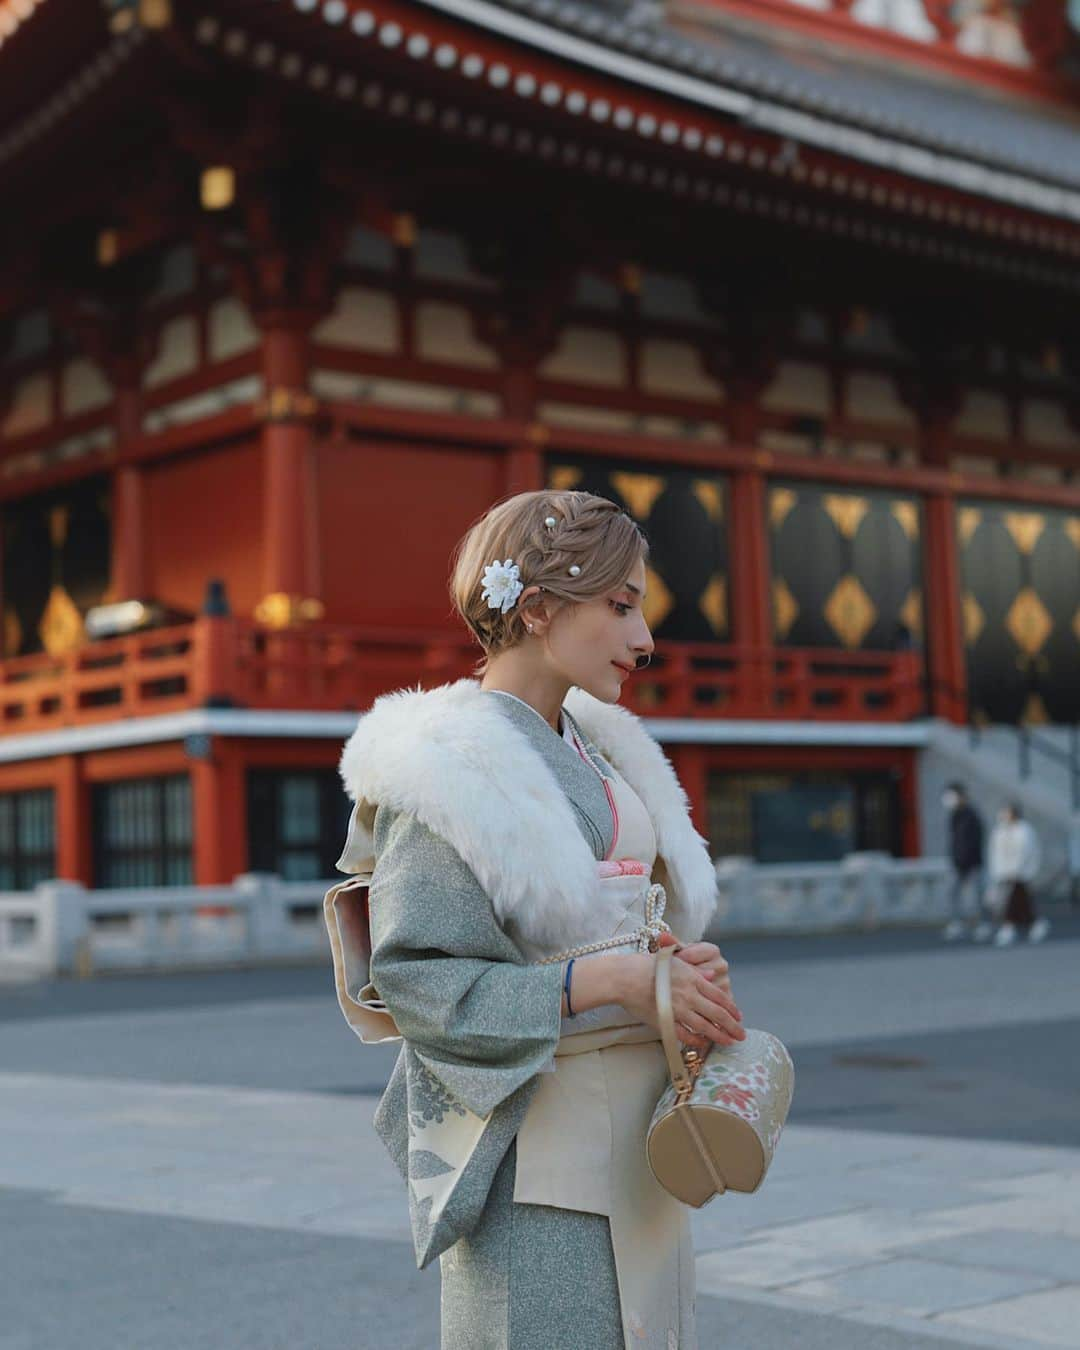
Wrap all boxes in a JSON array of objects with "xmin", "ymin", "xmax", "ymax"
[{"xmin": 527, "ymin": 625, "xmax": 534, "ymax": 633}]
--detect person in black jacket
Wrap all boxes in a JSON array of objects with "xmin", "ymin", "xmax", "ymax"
[{"xmin": 942, "ymin": 782, "xmax": 992, "ymax": 941}]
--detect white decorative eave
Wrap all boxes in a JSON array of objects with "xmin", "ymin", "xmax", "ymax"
[
  {"xmin": 412, "ymin": 0, "xmax": 751, "ymax": 117},
  {"xmin": 0, "ymin": 706, "xmax": 930, "ymax": 762},
  {"xmin": 411, "ymin": 0, "xmax": 1080, "ymax": 223}
]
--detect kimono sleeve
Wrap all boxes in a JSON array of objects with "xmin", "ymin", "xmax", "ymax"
[{"xmin": 367, "ymin": 804, "xmax": 565, "ymax": 1120}]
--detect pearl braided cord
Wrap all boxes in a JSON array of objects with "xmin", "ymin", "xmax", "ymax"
[{"xmin": 534, "ymin": 883, "xmax": 671, "ymax": 965}]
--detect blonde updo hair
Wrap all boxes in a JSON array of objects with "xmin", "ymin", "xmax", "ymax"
[{"xmin": 449, "ymin": 489, "xmax": 649, "ymax": 673}]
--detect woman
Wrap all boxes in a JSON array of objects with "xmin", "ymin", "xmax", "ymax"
[
  {"xmin": 324, "ymin": 489, "xmax": 745, "ymax": 1349},
  {"xmin": 988, "ymin": 802, "xmax": 1049, "ymax": 946}
]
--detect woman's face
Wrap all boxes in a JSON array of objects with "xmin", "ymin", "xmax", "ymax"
[{"xmin": 544, "ymin": 555, "xmax": 655, "ymax": 702}]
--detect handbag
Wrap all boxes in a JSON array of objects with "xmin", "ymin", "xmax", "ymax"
[{"xmin": 646, "ymin": 945, "xmax": 795, "ymax": 1207}]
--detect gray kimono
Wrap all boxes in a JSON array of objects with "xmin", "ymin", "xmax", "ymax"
[
  {"xmin": 369, "ymin": 693, "xmax": 614, "ymax": 1264},
  {"xmin": 325, "ymin": 679, "xmax": 719, "ymax": 1349}
]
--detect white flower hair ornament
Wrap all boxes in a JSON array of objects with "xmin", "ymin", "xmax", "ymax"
[{"xmin": 480, "ymin": 558, "xmax": 524, "ymax": 614}]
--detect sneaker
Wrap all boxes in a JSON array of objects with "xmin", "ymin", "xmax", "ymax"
[
  {"xmin": 973, "ymin": 922, "xmax": 994, "ymax": 942},
  {"xmin": 943, "ymin": 919, "xmax": 966, "ymax": 941},
  {"xmin": 1028, "ymin": 918, "xmax": 1051, "ymax": 944},
  {"xmin": 994, "ymin": 923, "xmax": 1018, "ymax": 947}
]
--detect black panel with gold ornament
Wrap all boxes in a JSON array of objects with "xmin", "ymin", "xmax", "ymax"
[
  {"xmin": 958, "ymin": 502, "xmax": 1080, "ymax": 725},
  {"xmin": 770, "ymin": 483, "xmax": 923, "ymax": 652},
  {"xmin": 546, "ymin": 458, "xmax": 729, "ymax": 643},
  {"xmin": 1, "ymin": 476, "xmax": 111, "ymax": 658}
]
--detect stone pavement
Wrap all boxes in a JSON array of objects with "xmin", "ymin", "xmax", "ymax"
[{"xmin": 1, "ymin": 926, "xmax": 1078, "ymax": 1349}]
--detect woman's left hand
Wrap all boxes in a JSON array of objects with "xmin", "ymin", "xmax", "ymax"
[{"xmin": 658, "ymin": 932, "xmax": 733, "ymax": 1000}]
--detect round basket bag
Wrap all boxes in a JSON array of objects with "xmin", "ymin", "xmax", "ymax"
[{"xmin": 646, "ymin": 946, "xmax": 795, "ymax": 1207}]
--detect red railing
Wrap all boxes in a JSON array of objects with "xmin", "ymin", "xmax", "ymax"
[
  {"xmin": 0, "ymin": 624, "xmax": 197, "ymax": 730},
  {"xmin": 0, "ymin": 616, "xmax": 927, "ymax": 733},
  {"xmin": 627, "ymin": 645, "xmax": 924, "ymax": 722}
]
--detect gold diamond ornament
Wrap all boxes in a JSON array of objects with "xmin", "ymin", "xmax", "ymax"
[
  {"xmin": 890, "ymin": 500, "xmax": 919, "ymax": 541},
  {"xmin": 611, "ymin": 470, "xmax": 666, "ymax": 522},
  {"xmin": 642, "ymin": 565, "xmax": 674, "ymax": 632},
  {"xmin": 1005, "ymin": 587, "xmax": 1052, "ymax": 656},
  {"xmin": 769, "ymin": 487, "xmax": 797, "ymax": 530},
  {"xmin": 1003, "ymin": 511, "xmax": 1045, "ymax": 556},
  {"xmin": 824, "ymin": 574, "xmax": 877, "ymax": 649},
  {"xmin": 963, "ymin": 593, "xmax": 985, "ymax": 646},
  {"xmin": 824, "ymin": 493, "xmax": 870, "ymax": 540},
  {"xmin": 698, "ymin": 575, "xmax": 727, "ymax": 635},
  {"xmin": 548, "ymin": 465, "xmax": 583, "ymax": 492},
  {"xmin": 899, "ymin": 588, "xmax": 923, "ymax": 637},
  {"xmin": 957, "ymin": 507, "xmax": 982, "ymax": 547},
  {"xmin": 773, "ymin": 577, "xmax": 799, "ymax": 640},
  {"xmin": 690, "ymin": 478, "xmax": 724, "ymax": 522}
]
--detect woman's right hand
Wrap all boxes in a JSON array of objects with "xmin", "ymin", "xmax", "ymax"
[{"xmin": 616, "ymin": 952, "xmax": 746, "ymax": 1053}]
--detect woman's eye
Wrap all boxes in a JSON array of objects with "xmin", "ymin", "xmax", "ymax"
[{"xmin": 611, "ymin": 601, "xmax": 631, "ymax": 616}]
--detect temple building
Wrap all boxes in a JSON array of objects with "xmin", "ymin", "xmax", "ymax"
[{"xmin": 1, "ymin": 0, "xmax": 1079, "ymax": 890}]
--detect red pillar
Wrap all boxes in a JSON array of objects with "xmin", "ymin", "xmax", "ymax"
[
  {"xmin": 502, "ymin": 348, "xmax": 545, "ymax": 496},
  {"xmin": 259, "ymin": 317, "xmax": 319, "ymax": 619},
  {"xmin": 502, "ymin": 359, "xmax": 535, "ymax": 422},
  {"xmin": 110, "ymin": 383, "xmax": 149, "ymax": 601},
  {"xmin": 668, "ymin": 744, "xmax": 708, "ymax": 839},
  {"xmin": 505, "ymin": 438, "xmax": 545, "ymax": 496},
  {"xmin": 191, "ymin": 741, "xmax": 246, "ymax": 885},
  {"xmin": 55, "ymin": 754, "xmax": 91, "ymax": 885},
  {"xmin": 728, "ymin": 465, "xmax": 773, "ymax": 713},
  {"xmin": 729, "ymin": 468, "xmax": 771, "ymax": 649},
  {"xmin": 923, "ymin": 491, "xmax": 967, "ymax": 723}
]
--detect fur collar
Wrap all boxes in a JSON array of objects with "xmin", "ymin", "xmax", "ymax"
[{"xmin": 337, "ymin": 678, "xmax": 717, "ymax": 949}]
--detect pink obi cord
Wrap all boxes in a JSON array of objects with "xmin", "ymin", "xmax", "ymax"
[
  {"xmin": 568, "ymin": 725, "xmax": 620, "ymax": 859},
  {"xmin": 596, "ymin": 859, "xmax": 649, "ymax": 877}
]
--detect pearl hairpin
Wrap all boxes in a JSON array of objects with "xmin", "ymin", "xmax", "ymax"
[
  {"xmin": 544, "ymin": 516, "xmax": 557, "ymax": 528},
  {"xmin": 569, "ymin": 565, "xmax": 581, "ymax": 576}
]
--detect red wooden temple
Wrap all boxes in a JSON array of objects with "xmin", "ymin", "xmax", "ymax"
[{"xmin": 1, "ymin": 0, "xmax": 1078, "ymax": 888}]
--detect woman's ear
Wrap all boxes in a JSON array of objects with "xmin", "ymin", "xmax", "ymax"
[{"xmin": 518, "ymin": 585, "xmax": 555, "ymax": 636}]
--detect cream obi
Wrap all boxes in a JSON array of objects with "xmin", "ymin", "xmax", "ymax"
[{"xmin": 513, "ymin": 754, "xmax": 673, "ymax": 1216}]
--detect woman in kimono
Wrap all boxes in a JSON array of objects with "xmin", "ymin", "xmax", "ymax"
[{"xmin": 325, "ymin": 489, "xmax": 745, "ymax": 1349}]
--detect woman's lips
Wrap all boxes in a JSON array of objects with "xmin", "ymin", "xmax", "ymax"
[{"xmin": 612, "ymin": 662, "xmax": 633, "ymax": 677}]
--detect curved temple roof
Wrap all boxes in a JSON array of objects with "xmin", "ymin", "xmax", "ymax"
[{"xmin": 411, "ymin": 0, "xmax": 1080, "ymax": 219}]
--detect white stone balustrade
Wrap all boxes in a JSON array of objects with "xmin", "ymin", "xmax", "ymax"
[
  {"xmin": 0, "ymin": 875, "xmax": 332, "ymax": 980},
  {"xmin": 1, "ymin": 854, "xmax": 953, "ymax": 979},
  {"xmin": 712, "ymin": 852, "xmax": 951, "ymax": 936}
]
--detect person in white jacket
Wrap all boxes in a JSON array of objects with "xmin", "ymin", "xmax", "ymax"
[{"xmin": 988, "ymin": 804, "xmax": 1050, "ymax": 946}]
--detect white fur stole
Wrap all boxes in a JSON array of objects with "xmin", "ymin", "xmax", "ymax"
[{"xmin": 337, "ymin": 678, "xmax": 717, "ymax": 950}]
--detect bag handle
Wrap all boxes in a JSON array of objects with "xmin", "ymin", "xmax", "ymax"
[{"xmin": 654, "ymin": 945, "xmax": 692, "ymax": 1094}]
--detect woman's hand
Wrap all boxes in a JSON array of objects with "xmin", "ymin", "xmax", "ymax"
[
  {"xmin": 662, "ymin": 934, "xmax": 733, "ymax": 1001},
  {"xmin": 614, "ymin": 952, "xmax": 745, "ymax": 1053}
]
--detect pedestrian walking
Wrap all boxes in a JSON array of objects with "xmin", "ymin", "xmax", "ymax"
[
  {"xmin": 988, "ymin": 802, "xmax": 1050, "ymax": 946},
  {"xmin": 324, "ymin": 490, "xmax": 744, "ymax": 1349},
  {"xmin": 941, "ymin": 781, "xmax": 993, "ymax": 941}
]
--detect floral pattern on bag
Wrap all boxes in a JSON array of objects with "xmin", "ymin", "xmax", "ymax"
[{"xmin": 649, "ymin": 1028, "xmax": 795, "ymax": 1193}]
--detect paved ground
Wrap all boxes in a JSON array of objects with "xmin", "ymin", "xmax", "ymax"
[{"xmin": 2, "ymin": 913, "xmax": 1078, "ymax": 1349}]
